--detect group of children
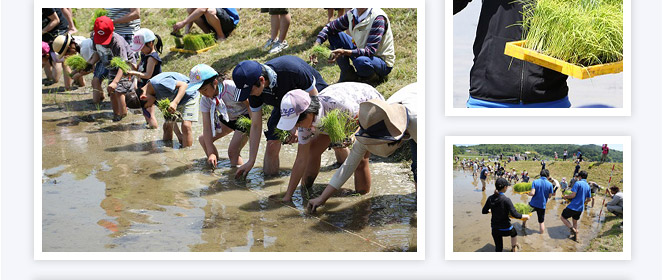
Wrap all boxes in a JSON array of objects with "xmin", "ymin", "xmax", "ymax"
[{"xmin": 44, "ymin": 8, "xmax": 418, "ymax": 214}]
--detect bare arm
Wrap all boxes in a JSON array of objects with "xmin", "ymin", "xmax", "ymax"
[
  {"xmin": 61, "ymin": 8, "xmax": 76, "ymax": 33},
  {"xmin": 201, "ymin": 111, "xmax": 219, "ymax": 165},
  {"xmin": 307, "ymin": 185, "xmax": 338, "ymax": 213},
  {"xmin": 42, "ymin": 13, "xmax": 60, "ymax": 34},
  {"xmin": 235, "ymin": 109, "xmax": 263, "ymax": 178},
  {"xmin": 112, "ymin": 8, "xmax": 140, "ymax": 24},
  {"xmin": 283, "ymin": 141, "xmax": 312, "ymax": 201}
]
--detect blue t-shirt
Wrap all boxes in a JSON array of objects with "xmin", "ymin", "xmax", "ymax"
[
  {"xmin": 248, "ymin": 55, "xmax": 328, "ymax": 111},
  {"xmin": 480, "ymin": 167, "xmax": 488, "ymax": 180},
  {"xmin": 529, "ymin": 177, "xmax": 553, "ymax": 209},
  {"xmin": 149, "ymin": 72, "xmax": 197, "ymax": 105},
  {"xmin": 567, "ymin": 179, "xmax": 592, "ymax": 212},
  {"xmin": 223, "ymin": 8, "xmax": 240, "ymax": 25}
]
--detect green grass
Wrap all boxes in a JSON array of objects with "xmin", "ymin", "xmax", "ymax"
[
  {"xmin": 513, "ymin": 182, "xmax": 532, "ymax": 192},
  {"xmin": 70, "ymin": 8, "xmax": 417, "ymax": 99},
  {"xmin": 513, "ymin": 202, "xmax": 533, "ymax": 215},
  {"xmin": 587, "ymin": 215, "xmax": 623, "ymax": 252},
  {"xmin": 90, "ymin": 9, "xmax": 108, "ymax": 31},
  {"xmin": 519, "ymin": 0, "xmax": 623, "ymax": 66},
  {"xmin": 320, "ymin": 109, "xmax": 358, "ymax": 144},
  {"xmin": 65, "ymin": 55, "xmax": 88, "ymax": 71},
  {"xmin": 110, "ymin": 57, "xmax": 131, "ymax": 72}
]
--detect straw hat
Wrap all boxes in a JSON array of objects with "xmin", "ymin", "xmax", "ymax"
[
  {"xmin": 355, "ymin": 99, "xmax": 409, "ymax": 157},
  {"xmin": 52, "ymin": 33, "xmax": 73, "ymax": 59}
]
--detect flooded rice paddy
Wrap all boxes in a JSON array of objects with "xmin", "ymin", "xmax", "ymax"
[
  {"xmin": 452, "ymin": 167, "xmax": 607, "ymax": 252},
  {"xmin": 41, "ymin": 91, "xmax": 416, "ymax": 252}
]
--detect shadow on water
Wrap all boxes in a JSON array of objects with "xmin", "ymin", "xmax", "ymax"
[
  {"xmin": 88, "ymin": 123, "xmax": 147, "ymax": 133},
  {"xmin": 105, "ymin": 140, "xmax": 172, "ymax": 154}
]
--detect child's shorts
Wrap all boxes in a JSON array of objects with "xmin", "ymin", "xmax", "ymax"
[
  {"xmin": 177, "ymin": 96, "xmax": 200, "ymax": 122},
  {"xmin": 115, "ymin": 77, "xmax": 136, "ymax": 94},
  {"xmin": 260, "ymin": 8, "xmax": 289, "ymax": 15},
  {"xmin": 94, "ymin": 63, "xmax": 109, "ymax": 80},
  {"xmin": 562, "ymin": 208, "xmax": 583, "ymax": 220}
]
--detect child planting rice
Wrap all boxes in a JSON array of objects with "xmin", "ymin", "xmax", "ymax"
[
  {"xmin": 482, "ymin": 178, "xmax": 530, "ymax": 252},
  {"xmin": 137, "ymin": 72, "xmax": 200, "ymax": 147},
  {"xmin": 519, "ymin": 0, "xmax": 623, "ymax": 67},
  {"xmin": 65, "ymin": 55, "xmax": 87, "ymax": 72},
  {"xmin": 51, "ymin": 34, "xmax": 93, "ymax": 90},
  {"xmin": 276, "ymin": 82, "xmax": 384, "ymax": 202},
  {"xmin": 125, "ymin": 28, "xmax": 164, "ymax": 128},
  {"xmin": 525, "ymin": 169, "xmax": 554, "ymax": 234},
  {"xmin": 191, "ymin": 64, "xmax": 251, "ymax": 167}
]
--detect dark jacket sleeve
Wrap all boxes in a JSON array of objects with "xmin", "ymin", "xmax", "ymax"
[
  {"xmin": 481, "ymin": 197, "xmax": 490, "ymax": 214},
  {"xmin": 454, "ymin": 0, "xmax": 472, "ymax": 15},
  {"xmin": 506, "ymin": 199, "xmax": 522, "ymax": 219}
]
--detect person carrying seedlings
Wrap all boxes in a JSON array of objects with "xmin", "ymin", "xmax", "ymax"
[
  {"xmin": 605, "ymin": 186, "xmax": 623, "ymax": 217},
  {"xmin": 587, "ymin": 181, "xmax": 601, "ymax": 208},
  {"xmin": 560, "ymin": 170, "xmax": 592, "ymax": 241},
  {"xmin": 90, "ymin": 16, "xmax": 137, "ymax": 121},
  {"xmin": 192, "ymin": 64, "xmax": 250, "ymax": 167},
  {"xmin": 42, "ymin": 8, "xmax": 70, "ymax": 86},
  {"xmin": 137, "ymin": 72, "xmax": 200, "ymax": 147},
  {"xmin": 172, "ymin": 8, "xmax": 239, "ymax": 42},
  {"xmin": 482, "ymin": 178, "xmax": 530, "ymax": 252},
  {"xmin": 275, "ymin": 82, "xmax": 384, "ymax": 202},
  {"xmin": 314, "ymin": 8, "xmax": 395, "ymax": 85},
  {"xmin": 231, "ymin": 56, "xmax": 328, "ymax": 177},
  {"xmin": 479, "ymin": 164, "xmax": 489, "ymax": 191},
  {"xmin": 453, "ymin": 0, "xmax": 570, "ymax": 108},
  {"xmin": 125, "ymin": 28, "xmax": 163, "ymax": 127},
  {"xmin": 525, "ymin": 169, "xmax": 553, "ymax": 234},
  {"xmin": 306, "ymin": 83, "xmax": 418, "ymax": 213},
  {"xmin": 577, "ymin": 149, "xmax": 583, "ymax": 162},
  {"xmin": 51, "ymin": 33, "xmax": 90, "ymax": 90}
]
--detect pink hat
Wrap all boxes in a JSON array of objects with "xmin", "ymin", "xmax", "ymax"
[
  {"xmin": 277, "ymin": 89, "xmax": 311, "ymax": 131},
  {"xmin": 42, "ymin": 41, "xmax": 50, "ymax": 56}
]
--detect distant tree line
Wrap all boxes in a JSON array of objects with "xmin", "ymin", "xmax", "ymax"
[{"xmin": 453, "ymin": 144, "xmax": 623, "ymax": 162}]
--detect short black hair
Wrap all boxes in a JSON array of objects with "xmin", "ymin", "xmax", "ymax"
[
  {"xmin": 201, "ymin": 74, "xmax": 219, "ymax": 88},
  {"xmin": 540, "ymin": 169, "xmax": 549, "ymax": 178},
  {"xmin": 495, "ymin": 178, "xmax": 510, "ymax": 190},
  {"xmin": 297, "ymin": 95, "xmax": 320, "ymax": 123},
  {"xmin": 609, "ymin": 186, "xmax": 620, "ymax": 193},
  {"xmin": 578, "ymin": 170, "xmax": 588, "ymax": 179},
  {"xmin": 254, "ymin": 68, "xmax": 269, "ymax": 87}
]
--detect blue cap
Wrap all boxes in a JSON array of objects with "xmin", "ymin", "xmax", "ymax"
[
  {"xmin": 232, "ymin": 60, "xmax": 262, "ymax": 102},
  {"xmin": 187, "ymin": 64, "xmax": 218, "ymax": 93}
]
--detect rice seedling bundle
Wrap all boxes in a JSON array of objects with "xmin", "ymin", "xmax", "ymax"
[
  {"xmin": 514, "ymin": 203, "xmax": 533, "ymax": 215},
  {"xmin": 110, "ymin": 57, "xmax": 131, "ymax": 72},
  {"xmin": 183, "ymin": 34, "xmax": 208, "ymax": 51},
  {"xmin": 156, "ymin": 98, "xmax": 180, "ymax": 121},
  {"xmin": 275, "ymin": 128, "xmax": 291, "ymax": 143},
  {"xmin": 320, "ymin": 109, "xmax": 359, "ymax": 145},
  {"xmin": 65, "ymin": 55, "xmax": 87, "ymax": 71},
  {"xmin": 563, "ymin": 189, "xmax": 573, "ymax": 196},
  {"xmin": 90, "ymin": 9, "xmax": 108, "ymax": 31},
  {"xmin": 200, "ymin": 34, "xmax": 216, "ymax": 48},
  {"xmin": 236, "ymin": 115, "xmax": 252, "ymax": 134},
  {"xmin": 311, "ymin": 45, "xmax": 332, "ymax": 60},
  {"xmin": 519, "ymin": 0, "xmax": 623, "ymax": 66},
  {"xmin": 513, "ymin": 182, "xmax": 532, "ymax": 192}
]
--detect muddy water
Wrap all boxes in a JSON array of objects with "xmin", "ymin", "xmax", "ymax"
[
  {"xmin": 41, "ymin": 94, "xmax": 416, "ymax": 252},
  {"xmin": 452, "ymin": 168, "xmax": 606, "ymax": 252}
]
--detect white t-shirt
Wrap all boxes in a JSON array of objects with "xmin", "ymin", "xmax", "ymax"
[
  {"xmin": 199, "ymin": 80, "xmax": 248, "ymax": 120},
  {"xmin": 297, "ymin": 82, "xmax": 384, "ymax": 144}
]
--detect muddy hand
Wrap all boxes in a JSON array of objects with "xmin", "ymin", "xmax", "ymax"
[
  {"xmin": 167, "ymin": 102, "xmax": 178, "ymax": 114},
  {"xmin": 208, "ymin": 154, "xmax": 218, "ymax": 169},
  {"xmin": 235, "ymin": 164, "xmax": 251, "ymax": 179},
  {"xmin": 307, "ymin": 197, "xmax": 324, "ymax": 214}
]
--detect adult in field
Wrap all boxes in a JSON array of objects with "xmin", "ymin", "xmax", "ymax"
[
  {"xmin": 601, "ymin": 144, "xmax": 609, "ymax": 162},
  {"xmin": 561, "ymin": 170, "xmax": 592, "ymax": 241},
  {"xmin": 307, "ymin": 83, "xmax": 418, "ymax": 213},
  {"xmin": 315, "ymin": 8, "xmax": 395, "ymax": 84},
  {"xmin": 454, "ymin": 0, "xmax": 569, "ymax": 108},
  {"xmin": 232, "ymin": 56, "xmax": 328, "ymax": 177},
  {"xmin": 605, "ymin": 186, "xmax": 623, "ymax": 217},
  {"xmin": 173, "ymin": 8, "xmax": 239, "ymax": 41},
  {"xmin": 525, "ymin": 169, "xmax": 554, "ymax": 234},
  {"xmin": 482, "ymin": 178, "xmax": 529, "ymax": 252},
  {"xmin": 480, "ymin": 164, "xmax": 489, "ymax": 191}
]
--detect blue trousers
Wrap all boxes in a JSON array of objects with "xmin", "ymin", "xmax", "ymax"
[{"xmin": 328, "ymin": 32, "xmax": 392, "ymax": 78}]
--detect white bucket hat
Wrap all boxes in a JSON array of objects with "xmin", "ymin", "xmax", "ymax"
[{"xmin": 130, "ymin": 28, "xmax": 156, "ymax": 52}]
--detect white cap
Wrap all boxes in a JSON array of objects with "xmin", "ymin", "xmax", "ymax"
[
  {"xmin": 79, "ymin": 38, "xmax": 95, "ymax": 62},
  {"xmin": 276, "ymin": 89, "xmax": 311, "ymax": 131},
  {"xmin": 130, "ymin": 28, "xmax": 156, "ymax": 52}
]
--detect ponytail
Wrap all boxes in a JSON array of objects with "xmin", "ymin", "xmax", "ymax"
[{"xmin": 154, "ymin": 34, "xmax": 163, "ymax": 54}]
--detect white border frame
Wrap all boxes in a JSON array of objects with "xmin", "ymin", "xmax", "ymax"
[
  {"xmin": 445, "ymin": 136, "xmax": 631, "ymax": 260},
  {"xmin": 35, "ymin": 2, "xmax": 425, "ymax": 260},
  {"xmin": 444, "ymin": 1, "xmax": 631, "ymax": 116}
]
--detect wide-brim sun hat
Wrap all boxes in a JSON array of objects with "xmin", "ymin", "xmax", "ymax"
[
  {"xmin": 52, "ymin": 33, "xmax": 72, "ymax": 59},
  {"xmin": 130, "ymin": 28, "xmax": 156, "ymax": 52},
  {"xmin": 276, "ymin": 89, "xmax": 311, "ymax": 131},
  {"xmin": 355, "ymin": 98, "xmax": 408, "ymax": 146},
  {"xmin": 187, "ymin": 64, "xmax": 218, "ymax": 94}
]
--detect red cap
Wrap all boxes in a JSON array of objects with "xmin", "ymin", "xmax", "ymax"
[{"xmin": 93, "ymin": 16, "xmax": 114, "ymax": 45}]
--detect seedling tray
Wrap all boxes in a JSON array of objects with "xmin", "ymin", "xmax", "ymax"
[
  {"xmin": 170, "ymin": 44, "xmax": 217, "ymax": 54},
  {"xmin": 504, "ymin": 40, "xmax": 623, "ymax": 80}
]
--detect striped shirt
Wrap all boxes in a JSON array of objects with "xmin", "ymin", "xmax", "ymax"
[
  {"xmin": 316, "ymin": 13, "xmax": 386, "ymax": 58},
  {"xmin": 106, "ymin": 8, "xmax": 140, "ymax": 36}
]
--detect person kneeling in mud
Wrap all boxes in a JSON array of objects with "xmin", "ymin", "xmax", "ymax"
[
  {"xmin": 276, "ymin": 82, "xmax": 384, "ymax": 202},
  {"xmin": 138, "ymin": 72, "xmax": 200, "ymax": 147},
  {"xmin": 193, "ymin": 64, "xmax": 250, "ymax": 168},
  {"xmin": 482, "ymin": 178, "xmax": 529, "ymax": 252},
  {"xmin": 306, "ymin": 83, "xmax": 418, "ymax": 213}
]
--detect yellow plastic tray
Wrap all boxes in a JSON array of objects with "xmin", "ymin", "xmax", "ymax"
[
  {"xmin": 504, "ymin": 40, "xmax": 623, "ymax": 80},
  {"xmin": 170, "ymin": 44, "xmax": 217, "ymax": 54}
]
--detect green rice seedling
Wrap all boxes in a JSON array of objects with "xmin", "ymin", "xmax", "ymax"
[
  {"xmin": 65, "ymin": 55, "xmax": 87, "ymax": 72},
  {"xmin": 110, "ymin": 57, "xmax": 131, "ymax": 72},
  {"xmin": 518, "ymin": 0, "xmax": 623, "ymax": 66},
  {"xmin": 156, "ymin": 98, "xmax": 180, "ymax": 121},
  {"xmin": 90, "ymin": 9, "xmax": 108, "ymax": 31},
  {"xmin": 200, "ymin": 33, "xmax": 216, "ymax": 48},
  {"xmin": 513, "ymin": 182, "xmax": 532, "ymax": 192},
  {"xmin": 311, "ymin": 45, "xmax": 332, "ymax": 60},
  {"xmin": 320, "ymin": 109, "xmax": 359, "ymax": 145},
  {"xmin": 275, "ymin": 128, "xmax": 291, "ymax": 144},
  {"xmin": 236, "ymin": 115, "xmax": 252, "ymax": 135},
  {"xmin": 513, "ymin": 203, "xmax": 533, "ymax": 215},
  {"xmin": 183, "ymin": 34, "xmax": 207, "ymax": 51},
  {"xmin": 563, "ymin": 189, "xmax": 573, "ymax": 196}
]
